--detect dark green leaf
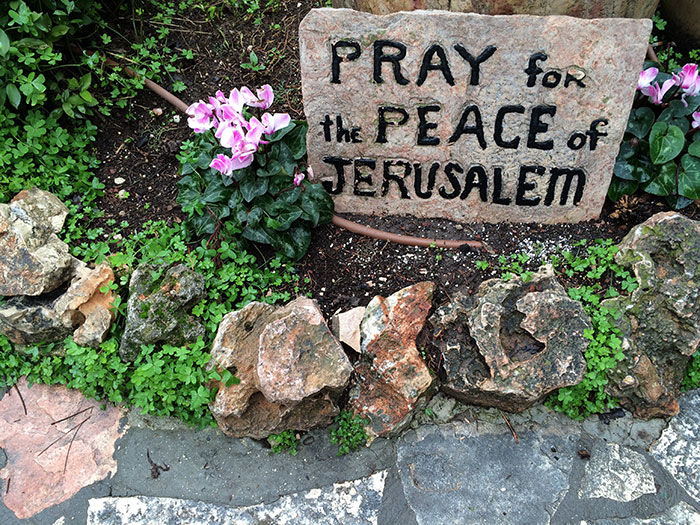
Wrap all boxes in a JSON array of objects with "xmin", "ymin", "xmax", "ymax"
[
  {"xmin": 625, "ymin": 107, "xmax": 654, "ymax": 139},
  {"xmin": 289, "ymin": 226, "xmax": 311, "ymax": 260},
  {"xmin": 191, "ymin": 214, "xmax": 216, "ymax": 236},
  {"xmin": 607, "ymin": 178, "xmax": 638, "ymax": 201},
  {"xmin": 196, "ymin": 152, "xmax": 212, "ymax": 169},
  {"xmin": 679, "ymin": 154, "xmax": 700, "ymax": 200},
  {"xmin": 240, "ymin": 174, "xmax": 268, "ymax": 202},
  {"xmin": 300, "ymin": 183, "xmax": 334, "ymax": 226},
  {"xmin": 649, "ymin": 122, "xmax": 685, "ymax": 164},
  {"xmin": 271, "ymin": 208, "xmax": 302, "ymax": 230},
  {"xmin": 688, "ymin": 141, "xmax": 700, "ymax": 158},
  {"xmin": 246, "ymin": 207, "xmax": 263, "ymax": 227},
  {"xmin": 269, "ymin": 231, "xmax": 297, "ymax": 259},
  {"xmin": 284, "ymin": 121, "xmax": 308, "ymax": 159},
  {"xmin": 666, "ymin": 195, "xmax": 694, "ymax": 210},
  {"xmin": 242, "ymin": 224, "xmax": 273, "ymax": 244},
  {"xmin": 643, "ymin": 163, "xmax": 676, "ymax": 196},
  {"xmin": 201, "ymin": 180, "xmax": 228, "ymax": 204},
  {"xmin": 277, "ymin": 142, "xmax": 296, "ymax": 175}
]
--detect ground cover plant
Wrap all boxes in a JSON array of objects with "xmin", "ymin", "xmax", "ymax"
[{"xmin": 0, "ymin": 2, "xmax": 699, "ymax": 439}]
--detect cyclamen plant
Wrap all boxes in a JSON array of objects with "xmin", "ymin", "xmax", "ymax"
[
  {"xmin": 610, "ymin": 62, "xmax": 700, "ymax": 209},
  {"xmin": 177, "ymin": 85, "xmax": 333, "ymax": 260}
]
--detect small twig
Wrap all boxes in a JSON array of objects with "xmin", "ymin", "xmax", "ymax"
[
  {"xmin": 5, "ymin": 477, "xmax": 10, "ymax": 494},
  {"xmin": 63, "ymin": 416, "xmax": 91, "ymax": 474},
  {"xmin": 499, "ymin": 410, "xmax": 518, "ymax": 444},
  {"xmin": 37, "ymin": 416, "xmax": 91, "ymax": 457},
  {"xmin": 13, "ymin": 384, "xmax": 27, "ymax": 416},
  {"xmin": 51, "ymin": 406, "xmax": 93, "ymax": 426}
]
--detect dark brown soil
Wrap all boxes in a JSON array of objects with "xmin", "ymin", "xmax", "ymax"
[{"xmin": 90, "ymin": 1, "xmax": 700, "ymax": 324}]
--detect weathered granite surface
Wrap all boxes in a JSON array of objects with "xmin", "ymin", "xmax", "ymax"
[
  {"xmin": 87, "ymin": 471, "xmax": 387, "ymax": 525},
  {"xmin": 651, "ymin": 390, "xmax": 700, "ymax": 501},
  {"xmin": 300, "ymin": 9, "xmax": 651, "ymax": 223}
]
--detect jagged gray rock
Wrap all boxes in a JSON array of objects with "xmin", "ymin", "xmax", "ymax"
[
  {"xmin": 604, "ymin": 212, "xmax": 700, "ymax": 418},
  {"xmin": 0, "ymin": 188, "xmax": 73, "ymax": 296},
  {"xmin": 119, "ymin": 264, "xmax": 205, "ymax": 361},
  {"xmin": 431, "ymin": 265, "xmax": 589, "ymax": 412}
]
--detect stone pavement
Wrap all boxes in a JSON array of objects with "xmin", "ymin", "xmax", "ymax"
[{"xmin": 1, "ymin": 389, "xmax": 700, "ymax": 524}]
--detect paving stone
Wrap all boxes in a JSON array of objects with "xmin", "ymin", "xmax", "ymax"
[
  {"xmin": 87, "ymin": 470, "xmax": 387, "ymax": 524},
  {"xmin": 0, "ymin": 378, "xmax": 125, "ymax": 520},
  {"xmin": 584, "ymin": 501, "xmax": 700, "ymax": 524},
  {"xmin": 651, "ymin": 390, "xmax": 700, "ymax": 501},
  {"xmin": 578, "ymin": 442, "xmax": 656, "ymax": 502},
  {"xmin": 397, "ymin": 423, "xmax": 577, "ymax": 524}
]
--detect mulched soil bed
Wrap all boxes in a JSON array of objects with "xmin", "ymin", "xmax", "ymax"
[{"xmin": 90, "ymin": 0, "xmax": 700, "ymax": 324}]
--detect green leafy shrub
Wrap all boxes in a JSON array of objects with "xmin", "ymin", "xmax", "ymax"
[
  {"xmin": 329, "ymin": 411, "xmax": 368, "ymax": 456},
  {"xmin": 268, "ymin": 430, "xmax": 298, "ymax": 455},
  {"xmin": 177, "ymin": 87, "xmax": 334, "ymax": 261},
  {"xmin": 547, "ymin": 239, "xmax": 637, "ymax": 419},
  {"xmin": 610, "ymin": 62, "xmax": 700, "ymax": 209},
  {"xmin": 682, "ymin": 353, "xmax": 700, "ymax": 391}
]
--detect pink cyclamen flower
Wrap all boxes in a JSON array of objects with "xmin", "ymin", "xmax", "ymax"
[
  {"xmin": 259, "ymin": 113, "xmax": 291, "ymax": 135},
  {"xmin": 248, "ymin": 85, "xmax": 274, "ymax": 109},
  {"xmin": 692, "ymin": 112, "xmax": 700, "ymax": 129},
  {"xmin": 674, "ymin": 63, "xmax": 699, "ymax": 91},
  {"xmin": 647, "ymin": 78, "xmax": 676, "ymax": 104},
  {"xmin": 638, "ymin": 67, "xmax": 659, "ymax": 94},
  {"xmin": 210, "ymin": 154, "xmax": 235, "ymax": 176},
  {"xmin": 186, "ymin": 101, "xmax": 215, "ymax": 133},
  {"xmin": 293, "ymin": 172, "xmax": 305, "ymax": 187}
]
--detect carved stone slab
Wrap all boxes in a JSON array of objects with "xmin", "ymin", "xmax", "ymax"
[{"xmin": 299, "ymin": 9, "xmax": 651, "ymax": 223}]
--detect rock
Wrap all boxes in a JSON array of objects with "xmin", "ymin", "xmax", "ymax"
[
  {"xmin": 119, "ymin": 264, "xmax": 206, "ymax": 361},
  {"xmin": 333, "ymin": 0, "xmax": 659, "ymax": 18},
  {"xmin": 300, "ymin": 9, "xmax": 650, "ymax": 224},
  {"xmin": 651, "ymin": 389, "xmax": 700, "ymax": 501},
  {"xmin": 432, "ymin": 265, "xmax": 589, "ymax": 412},
  {"xmin": 331, "ymin": 306, "xmax": 366, "ymax": 352},
  {"xmin": 87, "ymin": 471, "xmax": 387, "ymax": 525},
  {"xmin": 578, "ymin": 442, "xmax": 656, "ymax": 502},
  {"xmin": 396, "ymin": 423, "xmax": 575, "ymax": 525},
  {"xmin": 0, "ymin": 377, "xmax": 125, "ymax": 519},
  {"xmin": 0, "ymin": 188, "xmax": 73, "ymax": 296},
  {"xmin": 604, "ymin": 212, "xmax": 700, "ymax": 418},
  {"xmin": 208, "ymin": 297, "xmax": 352, "ymax": 439},
  {"xmin": 347, "ymin": 282, "xmax": 435, "ymax": 438},
  {"xmin": 0, "ymin": 261, "xmax": 115, "ymax": 347}
]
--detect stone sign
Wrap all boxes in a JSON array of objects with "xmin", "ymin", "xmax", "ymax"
[{"xmin": 299, "ymin": 9, "xmax": 651, "ymax": 223}]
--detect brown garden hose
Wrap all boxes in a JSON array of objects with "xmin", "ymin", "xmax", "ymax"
[{"xmin": 98, "ymin": 53, "xmax": 486, "ymax": 250}]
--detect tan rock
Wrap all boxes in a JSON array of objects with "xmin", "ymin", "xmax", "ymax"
[
  {"xmin": 333, "ymin": 0, "xmax": 659, "ymax": 18},
  {"xmin": 209, "ymin": 297, "xmax": 352, "ymax": 439},
  {"xmin": 348, "ymin": 282, "xmax": 435, "ymax": 438},
  {"xmin": 0, "ymin": 378, "xmax": 125, "ymax": 519},
  {"xmin": 0, "ymin": 261, "xmax": 116, "ymax": 348},
  {"xmin": 331, "ymin": 306, "xmax": 366, "ymax": 352},
  {"xmin": 300, "ymin": 9, "xmax": 651, "ymax": 224}
]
